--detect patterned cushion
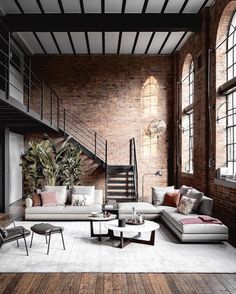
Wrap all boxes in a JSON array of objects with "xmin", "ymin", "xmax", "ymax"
[
  {"xmin": 188, "ymin": 189, "xmax": 204, "ymax": 211},
  {"xmin": 72, "ymin": 194, "xmax": 87, "ymax": 206},
  {"xmin": 72, "ymin": 186, "xmax": 95, "ymax": 204},
  {"xmin": 176, "ymin": 196, "xmax": 196, "ymax": 215}
]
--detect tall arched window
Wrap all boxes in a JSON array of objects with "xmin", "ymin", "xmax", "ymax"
[
  {"xmin": 181, "ymin": 55, "xmax": 194, "ymax": 173},
  {"xmin": 216, "ymin": 8, "xmax": 236, "ymax": 180},
  {"xmin": 225, "ymin": 12, "xmax": 236, "ymax": 175}
]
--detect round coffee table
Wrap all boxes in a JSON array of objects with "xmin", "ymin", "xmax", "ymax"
[
  {"xmin": 88, "ymin": 214, "xmax": 117, "ymax": 241},
  {"xmin": 104, "ymin": 220, "xmax": 159, "ymax": 248}
]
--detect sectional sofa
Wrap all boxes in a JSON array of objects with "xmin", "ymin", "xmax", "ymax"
[{"xmin": 25, "ymin": 185, "xmax": 229, "ymax": 243}]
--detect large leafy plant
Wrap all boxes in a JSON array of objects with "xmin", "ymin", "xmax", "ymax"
[{"xmin": 21, "ymin": 136, "xmax": 82, "ymax": 196}]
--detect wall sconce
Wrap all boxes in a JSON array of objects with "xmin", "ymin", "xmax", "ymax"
[{"xmin": 142, "ymin": 170, "xmax": 162, "ymax": 198}]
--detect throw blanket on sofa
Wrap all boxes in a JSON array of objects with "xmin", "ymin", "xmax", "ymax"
[{"xmin": 179, "ymin": 216, "xmax": 222, "ymax": 225}]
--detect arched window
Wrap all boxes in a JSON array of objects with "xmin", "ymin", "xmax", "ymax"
[
  {"xmin": 216, "ymin": 6, "xmax": 236, "ymax": 180},
  {"xmin": 181, "ymin": 55, "xmax": 194, "ymax": 174},
  {"xmin": 225, "ymin": 12, "xmax": 236, "ymax": 175}
]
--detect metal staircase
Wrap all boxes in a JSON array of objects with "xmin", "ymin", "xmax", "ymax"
[{"xmin": 0, "ymin": 27, "xmax": 138, "ymax": 203}]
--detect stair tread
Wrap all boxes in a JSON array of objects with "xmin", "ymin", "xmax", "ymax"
[
  {"xmin": 107, "ymin": 192, "xmax": 135, "ymax": 196},
  {"xmin": 107, "ymin": 185, "xmax": 134, "ymax": 190},
  {"xmin": 108, "ymin": 174, "xmax": 133, "ymax": 178},
  {"xmin": 108, "ymin": 179, "xmax": 134, "ymax": 183}
]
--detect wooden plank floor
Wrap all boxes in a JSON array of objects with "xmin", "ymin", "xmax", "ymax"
[{"xmin": 0, "ymin": 273, "xmax": 235, "ymax": 294}]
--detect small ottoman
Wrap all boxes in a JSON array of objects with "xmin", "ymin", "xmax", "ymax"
[{"xmin": 30, "ymin": 223, "xmax": 65, "ymax": 255}]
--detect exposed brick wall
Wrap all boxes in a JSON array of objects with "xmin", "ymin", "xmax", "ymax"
[
  {"xmin": 174, "ymin": 0, "xmax": 236, "ymax": 240},
  {"xmin": 30, "ymin": 55, "xmax": 175, "ymax": 200}
]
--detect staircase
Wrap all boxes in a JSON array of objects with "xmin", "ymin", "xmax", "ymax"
[{"xmin": 106, "ymin": 165, "xmax": 135, "ymax": 202}]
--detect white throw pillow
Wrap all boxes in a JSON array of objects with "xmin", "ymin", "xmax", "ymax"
[
  {"xmin": 72, "ymin": 194, "xmax": 86, "ymax": 206},
  {"xmin": 152, "ymin": 186, "xmax": 175, "ymax": 206},
  {"xmin": 44, "ymin": 186, "xmax": 67, "ymax": 205},
  {"xmin": 72, "ymin": 186, "xmax": 95, "ymax": 204}
]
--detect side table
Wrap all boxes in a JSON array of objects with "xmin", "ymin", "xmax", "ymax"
[{"xmin": 89, "ymin": 214, "xmax": 117, "ymax": 241}]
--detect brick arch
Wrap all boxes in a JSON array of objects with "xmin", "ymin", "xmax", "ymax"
[
  {"xmin": 215, "ymin": 1, "xmax": 236, "ymax": 169},
  {"xmin": 181, "ymin": 53, "xmax": 193, "ymax": 82}
]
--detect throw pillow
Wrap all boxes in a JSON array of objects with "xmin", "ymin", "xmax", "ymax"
[
  {"xmin": 72, "ymin": 186, "xmax": 95, "ymax": 204},
  {"xmin": 188, "ymin": 188, "xmax": 204, "ymax": 211},
  {"xmin": 178, "ymin": 185, "xmax": 191, "ymax": 196},
  {"xmin": 72, "ymin": 194, "xmax": 86, "ymax": 206},
  {"xmin": 41, "ymin": 191, "xmax": 60, "ymax": 207},
  {"xmin": 177, "ymin": 196, "xmax": 196, "ymax": 215},
  {"xmin": 44, "ymin": 186, "xmax": 67, "ymax": 205},
  {"xmin": 152, "ymin": 186, "xmax": 175, "ymax": 206},
  {"xmin": 0, "ymin": 226, "xmax": 8, "ymax": 238},
  {"xmin": 32, "ymin": 193, "xmax": 42, "ymax": 206},
  {"xmin": 163, "ymin": 192, "xmax": 181, "ymax": 207}
]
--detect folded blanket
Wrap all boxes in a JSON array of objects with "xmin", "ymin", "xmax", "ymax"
[
  {"xmin": 198, "ymin": 215, "xmax": 219, "ymax": 222},
  {"xmin": 179, "ymin": 217, "xmax": 222, "ymax": 225}
]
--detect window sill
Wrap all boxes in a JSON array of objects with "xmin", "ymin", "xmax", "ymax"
[
  {"xmin": 214, "ymin": 178, "xmax": 236, "ymax": 189},
  {"xmin": 181, "ymin": 172, "xmax": 194, "ymax": 178}
]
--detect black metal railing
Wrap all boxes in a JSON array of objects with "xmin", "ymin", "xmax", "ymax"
[
  {"xmin": 60, "ymin": 109, "xmax": 107, "ymax": 163},
  {"xmin": 0, "ymin": 31, "xmax": 60, "ymax": 128},
  {"xmin": 130, "ymin": 138, "xmax": 138, "ymax": 201},
  {"xmin": 0, "ymin": 29, "xmax": 108, "ymax": 165}
]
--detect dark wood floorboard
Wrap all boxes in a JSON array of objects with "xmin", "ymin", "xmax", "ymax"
[{"xmin": 0, "ymin": 274, "xmax": 235, "ymax": 294}]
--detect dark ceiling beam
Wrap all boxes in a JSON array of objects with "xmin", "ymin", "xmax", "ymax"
[
  {"xmin": 67, "ymin": 32, "xmax": 76, "ymax": 54},
  {"xmin": 101, "ymin": 0, "xmax": 105, "ymax": 13},
  {"xmin": 36, "ymin": 0, "xmax": 44, "ymax": 13},
  {"xmin": 117, "ymin": 32, "xmax": 122, "ymax": 54},
  {"xmin": 33, "ymin": 32, "xmax": 47, "ymax": 54},
  {"xmin": 144, "ymin": 32, "xmax": 155, "ymax": 54},
  {"xmin": 84, "ymin": 32, "xmax": 90, "ymax": 54},
  {"xmin": 121, "ymin": 0, "xmax": 126, "ymax": 13},
  {"xmin": 102, "ymin": 31, "xmax": 105, "ymax": 54},
  {"xmin": 58, "ymin": 0, "xmax": 65, "ymax": 13},
  {"xmin": 131, "ymin": 32, "xmax": 139, "ymax": 54},
  {"xmin": 13, "ymin": 0, "xmax": 24, "ymax": 14},
  {"xmin": 179, "ymin": 0, "xmax": 189, "ymax": 13},
  {"xmin": 1, "ymin": 14, "xmax": 201, "ymax": 32},
  {"xmin": 142, "ymin": 0, "xmax": 149, "ymax": 14},
  {"xmin": 171, "ymin": 31, "xmax": 187, "ymax": 54},
  {"xmin": 198, "ymin": 0, "xmax": 209, "ymax": 13},
  {"xmin": 50, "ymin": 32, "xmax": 62, "ymax": 54},
  {"xmin": 80, "ymin": 0, "xmax": 85, "ymax": 13},
  {"xmin": 158, "ymin": 32, "xmax": 171, "ymax": 54},
  {"xmin": 161, "ymin": 0, "xmax": 169, "ymax": 13}
]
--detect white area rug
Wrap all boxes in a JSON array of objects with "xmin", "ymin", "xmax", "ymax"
[{"xmin": 0, "ymin": 221, "xmax": 236, "ymax": 273}]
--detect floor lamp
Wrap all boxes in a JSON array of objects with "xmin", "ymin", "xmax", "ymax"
[{"xmin": 142, "ymin": 171, "xmax": 162, "ymax": 199}]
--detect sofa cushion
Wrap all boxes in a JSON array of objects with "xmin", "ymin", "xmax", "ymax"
[
  {"xmin": 44, "ymin": 186, "xmax": 67, "ymax": 205},
  {"xmin": 25, "ymin": 206, "xmax": 64, "ymax": 214},
  {"xmin": 188, "ymin": 189, "xmax": 204, "ymax": 211},
  {"xmin": 72, "ymin": 186, "xmax": 95, "ymax": 204},
  {"xmin": 41, "ymin": 191, "xmax": 61, "ymax": 207},
  {"xmin": 118, "ymin": 202, "xmax": 176, "ymax": 215},
  {"xmin": 176, "ymin": 196, "xmax": 196, "ymax": 215},
  {"xmin": 63, "ymin": 204, "xmax": 102, "ymax": 214},
  {"xmin": 178, "ymin": 185, "xmax": 191, "ymax": 196},
  {"xmin": 197, "ymin": 196, "xmax": 213, "ymax": 216},
  {"xmin": 163, "ymin": 192, "xmax": 181, "ymax": 207},
  {"xmin": 162, "ymin": 210, "xmax": 228, "ymax": 234},
  {"xmin": 152, "ymin": 186, "xmax": 175, "ymax": 206}
]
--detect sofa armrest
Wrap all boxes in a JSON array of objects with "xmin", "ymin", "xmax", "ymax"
[
  {"xmin": 94, "ymin": 190, "xmax": 103, "ymax": 204},
  {"xmin": 25, "ymin": 197, "xmax": 33, "ymax": 208},
  {"xmin": 197, "ymin": 196, "xmax": 213, "ymax": 216}
]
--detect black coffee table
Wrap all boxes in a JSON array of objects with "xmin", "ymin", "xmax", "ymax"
[{"xmin": 30, "ymin": 223, "xmax": 65, "ymax": 255}]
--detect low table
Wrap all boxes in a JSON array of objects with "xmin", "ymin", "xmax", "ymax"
[
  {"xmin": 30, "ymin": 223, "xmax": 65, "ymax": 255},
  {"xmin": 104, "ymin": 220, "xmax": 160, "ymax": 248},
  {"xmin": 89, "ymin": 214, "xmax": 117, "ymax": 241}
]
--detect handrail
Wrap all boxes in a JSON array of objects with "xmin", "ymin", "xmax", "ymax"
[
  {"xmin": 0, "ymin": 30, "xmax": 108, "ymax": 167},
  {"xmin": 130, "ymin": 138, "xmax": 138, "ymax": 201}
]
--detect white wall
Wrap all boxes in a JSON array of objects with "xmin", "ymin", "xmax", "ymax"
[{"xmin": 9, "ymin": 132, "xmax": 24, "ymax": 204}]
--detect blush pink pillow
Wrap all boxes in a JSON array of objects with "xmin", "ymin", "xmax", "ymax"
[{"xmin": 41, "ymin": 192, "xmax": 60, "ymax": 207}]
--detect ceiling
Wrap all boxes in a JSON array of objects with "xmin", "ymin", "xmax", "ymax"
[{"xmin": 0, "ymin": 0, "xmax": 214, "ymax": 55}]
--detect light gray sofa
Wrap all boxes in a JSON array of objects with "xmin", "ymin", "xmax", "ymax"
[
  {"xmin": 25, "ymin": 190, "xmax": 103, "ymax": 220},
  {"xmin": 118, "ymin": 195, "xmax": 229, "ymax": 243}
]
